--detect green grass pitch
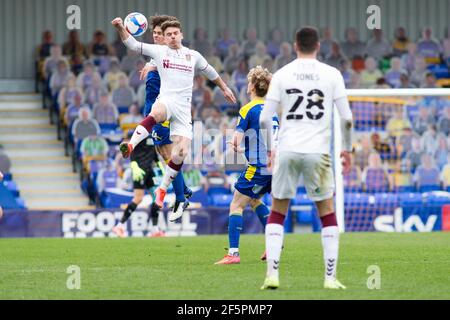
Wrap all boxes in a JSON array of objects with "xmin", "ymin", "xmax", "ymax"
[{"xmin": 1, "ymin": 233, "xmax": 449, "ymax": 299}]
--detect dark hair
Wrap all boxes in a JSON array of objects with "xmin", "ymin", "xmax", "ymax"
[
  {"xmin": 295, "ymin": 27, "xmax": 319, "ymax": 54},
  {"xmin": 150, "ymin": 15, "xmax": 178, "ymax": 30},
  {"xmin": 161, "ymin": 20, "xmax": 182, "ymax": 34}
]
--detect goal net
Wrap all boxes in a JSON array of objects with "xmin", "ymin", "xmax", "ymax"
[{"xmin": 333, "ymin": 88, "xmax": 450, "ymax": 232}]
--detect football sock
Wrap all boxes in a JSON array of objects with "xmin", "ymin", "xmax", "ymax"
[
  {"xmin": 150, "ymin": 202, "xmax": 160, "ymax": 227},
  {"xmin": 129, "ymin": 124, "xmax": 149, "ymax": 149},
  {"xmin": 120, "ymin": 202, "xmax": 138, "ymax": 224},
  {"xmin": 320, "ymin": 213, "xmax": 339, "ymax": 281},
  {"xmin": 252, "ymin": 202, "xmax": 269, "ymax": 228},
  {"xmin": 172, "ymin": 171, "xmax": 186, "ymax": 202},
  {"xmin": 228, "ymin": 213, "xmax": 243, "ymax": 256},
  {"xmin": 161, "ymin": 160, "xmax": 182, "ymax": 190},
  {"xmin": 265, "ymin": 211, "xmax": 286, "ymax": 278}
]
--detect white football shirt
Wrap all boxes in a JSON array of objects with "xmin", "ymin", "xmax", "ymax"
[
  {"xmin": 266, "ymin": 59, "xmax": 348, "ymax": 154},
  {"xmin": 124, "ymin": 38, "xmax": 212, "ymax": 104}
]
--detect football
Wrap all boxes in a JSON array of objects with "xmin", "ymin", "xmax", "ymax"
[{"xmin": 124, "ymin": 12, "xmax": 148, "ymax": 37}]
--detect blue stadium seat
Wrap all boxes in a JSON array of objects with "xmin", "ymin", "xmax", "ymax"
[
  {"xmin": 15, "ymin": 197, "xmax": 26, "ymax": 209},
  {"xmin": 118, "ymin": 106, "xmax": 130, "ymax": 114},
  {"xmin": 345, "ymin": 186, "xmax": 363, "ymax": 193},
  {"xmin": 292, "ymin": 193, "xmax": 314, "ymax": 206},
  {"xmin": 207, "ymin": 186, "xmax": 231, "ymax": 196},
  {"xmin": 344, "ymin": 193, "xmax": 370, "ymax": 208},
  {"xmin": 210, "ymin": 194, "xmax": 233, "ymax": 207},
  {"xmin": 101, "ymin": 190, "xmax": 133, "ymax": 208},
  {"xmin": 418, "ymin": 185, "xmax": 441, "ymax": 193},
  {"xmin": 374, "ymin": 193, "xmax": 398, "ymax": 206},
  {"xmin": 99, "ymin": 123, "xmax": 119, "ymax": 131},
  {"xmin": 399, "ymin": 193, "xmax": 423, "ymax": 206},
  {"xmin": 427, "ymin": 64, "xmax": 450, "ymax": 79},
  {"xmin": 296, "ymin": 210, "xmax": 313, "ymax": 224},
  {"xmin": 290, "ymin": 194, "xmax": 316, "ymax": 226},
  {"xmin": 5, "ymin": 181, "xmax": 20, "ymax": 198},
  {"xmin": 395, "ymin": 186, "xmax": 416, "ymax": 193}
]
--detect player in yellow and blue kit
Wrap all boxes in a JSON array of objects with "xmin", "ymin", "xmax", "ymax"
[
  {"xmin": 215, "ymin": 66, "xmax": 277, "ymax": 265},
  {"xmin": 139, "ymin": 15, "xmax": 192, "ymax": 218}
]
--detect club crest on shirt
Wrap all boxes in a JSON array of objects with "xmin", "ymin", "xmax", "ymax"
[{"xmin": 185, "ymin": 54, "xmax": 191, "ymax": 61}]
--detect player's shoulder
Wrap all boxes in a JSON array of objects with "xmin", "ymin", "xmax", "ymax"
[
  {"xmin": 239, "ymin": 99, "xmax": 263, "ymax": 119},
  {"xmin": 274, "ymin": 59, "xmax": 298, "ymax": 75}
]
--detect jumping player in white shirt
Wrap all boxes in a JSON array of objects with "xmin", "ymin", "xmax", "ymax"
[
  {"xmin": 259, "ymin": 27, "xmax": 353, "ymax": 290},
  {"xmin": 111, "ymin": 17, "xmax": 236, "ymax": 221}
]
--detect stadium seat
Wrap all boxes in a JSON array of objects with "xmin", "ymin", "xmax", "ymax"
[
  {"xmin": 399, "ymin": 193, "xmax": 423, "ymax": 206},
  {"xmin": 345, "ymin": 193, "xmax": 370, "ymax": 208},
  {"xmin": 0, "ymin": 183, "xmax": 22, "ymax": 209},
  {"xmin": 395, "ymin": 186, "xmax": 416, "ymax": 193},
  {"xmin": 101, "ymin": 190, "xmax": 133, "ymax": 208},
  {"xmin": 345, "ymin": 186, "xmax": 363, "ymax": 193},
  {"xmin": 210, "ymin": 194, "xmax": 233, "ymax": 207},
  {"xmin": 296, "ymin": 210, "xmax": 313, "ymax": 224},
  {"xmin": 15, "ymin": 197, "xmax": 26, "ymax": 209},
  {"xmin": 99, "ymin": 123, "xmax": 119, "ymax": 131},
  {"xmin": 427, "ymin": 64, "xmax": 450, "ymax": 79},
  {"xmin": 374, "ymin": 193, "xmax": 398, "ymax": 207},
  {"xmin": 5, "ymin": 181, "xmax": 20, "ymax": 198},
  {"xmin": 292, "ymin": 193, "xmax": 314, "ymax": 206},
  {"xmin": 118, "ymin": 106, "xmax": 130, "ymax": 114},
  {"xmin": 207, "ymin": 186, "xmax": 231, "ymax": 196},
  {"xmin": 290, "ymin": 194, "xmax": 320, "ymax": 231},
  {"xmin": 418, "ymin": 185, "xmax": 441, "ymax": 193}
]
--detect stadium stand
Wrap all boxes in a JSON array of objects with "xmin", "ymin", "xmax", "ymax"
[{"xmin": 2, "ymin": 25, "xmax": 450, "ymax": 220}]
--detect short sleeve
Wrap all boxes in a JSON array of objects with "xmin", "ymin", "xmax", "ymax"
[
  {"xmin": 236, "ymin": 109, "xmax": 250, "ymax": 132},
  {"xmin": 193, "ymin": 51, "xmax": 209, "ymax": 72}
]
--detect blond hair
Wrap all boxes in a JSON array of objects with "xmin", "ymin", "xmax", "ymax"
[{"xmin": 247, "ymin": 65, "xmax": 272, "ymax": 97}]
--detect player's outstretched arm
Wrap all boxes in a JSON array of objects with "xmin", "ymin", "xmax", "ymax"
[
  {"xmin": 211, "ymin": 77, "xmax": 237, "ymax": 104},
  {"xmin": 111, "ymin": 17, "xmax": 159, "ymax": 58},
  {"xmin": 111, "ymin": 18, "xmax": 130, "ymax": 42}
]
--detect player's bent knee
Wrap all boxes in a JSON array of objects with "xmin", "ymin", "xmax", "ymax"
[{"xmin": 249, "ymin": 199, "xmax": 262, "ymax": 209}]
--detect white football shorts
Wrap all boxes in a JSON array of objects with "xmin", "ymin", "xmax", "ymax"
[
  {"xmin": 158, "ymin": 96, "xmax": 193, "ymax": 140},
  {"xmin": 272, "ymin": 151, "xmax": 335, "ymax": 202}
]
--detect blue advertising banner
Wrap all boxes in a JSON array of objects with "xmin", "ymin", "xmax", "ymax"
[
  {"xmin": 344, "ymin": 192, "xmax": 449, "ymax": 232},
  {"xmin": 0, "ymin": 208, "xmax": 264, "ymax": 238}
]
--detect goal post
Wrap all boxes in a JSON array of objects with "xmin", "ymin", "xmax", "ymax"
[{"xmin": 334, "ymin": 88, "xmax": 450, "ymax": 233}]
